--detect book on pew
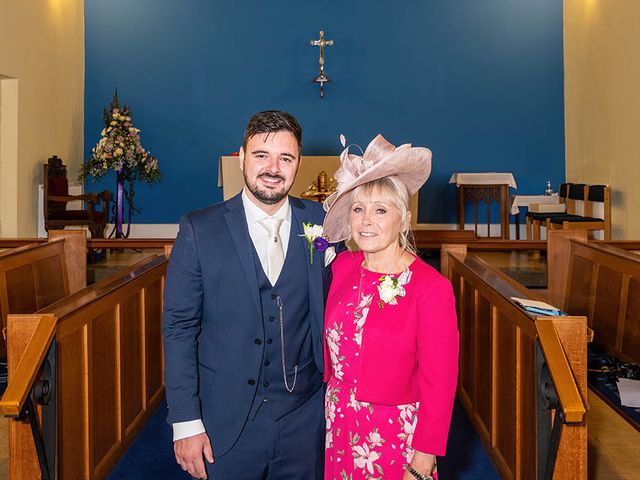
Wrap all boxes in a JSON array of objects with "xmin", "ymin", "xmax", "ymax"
[
  {"xmin": 511, "ymin": 297, "xmax": 568, "ymax": 317},
  {"xmin": 617, "ymin": 378, "xmax": 640, "ymax": 408}
]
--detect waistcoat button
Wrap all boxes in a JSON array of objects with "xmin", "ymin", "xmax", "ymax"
[
  {"xmin": 254, "ymin": 338, "xmax": 263, "ymax": 345},
  {"xmin": 247, "ymin": 379, "xmax": 256, "ymax": 385}
]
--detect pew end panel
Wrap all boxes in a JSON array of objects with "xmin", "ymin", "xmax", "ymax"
[
  {"xmin": 446, "ymin": 251, "xmax": 588, "ymax": 479},
  {"xmin": 0, "ymin": 239, "xmax": 71, "ymax": 359},
  {"xmin": 546, "ymin": 230, "xmax": 588, "ymax": 308},
  {"xmin": 47, "ymin": 229, "xmax": 87, "ymax": 293}
]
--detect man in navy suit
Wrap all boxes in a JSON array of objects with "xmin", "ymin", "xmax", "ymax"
[{"xmin": 163, "ymin": 111, "xmax": 333, "ymax": 479}]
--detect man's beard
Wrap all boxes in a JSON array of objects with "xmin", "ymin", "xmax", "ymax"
[{"xmin": 244, "ymin": 172, "xmax": 290, "ymax": 205}]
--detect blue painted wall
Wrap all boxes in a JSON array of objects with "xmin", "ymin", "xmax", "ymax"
[{"xmin": 84, "ymin": 0, "xmax": 565, "ymax": 224}]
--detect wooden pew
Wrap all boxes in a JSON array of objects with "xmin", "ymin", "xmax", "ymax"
[
  {"xmin": 0, "ymin": 231, "xmax": 86, "ymax": 358},
  {"xmin": 442, "ymin": 244, "xmax": 588, "ymax": 479},
  {"xmin": 547, "ymin": 230, "xmax": 640, "ymax": 366},
  {"xmin": 0, "ymin": 253, "xmax": 167, "ymax": 479}
]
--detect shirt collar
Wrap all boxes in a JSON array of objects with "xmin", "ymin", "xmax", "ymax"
[{"xmin": 242, "ymin": 188, "xmax": 291, "ymax": 224}]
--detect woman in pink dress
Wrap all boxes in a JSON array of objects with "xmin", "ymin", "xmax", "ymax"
[{"xmin": 321, "ymin": 134, "xmax": 459, "ymax": 480}]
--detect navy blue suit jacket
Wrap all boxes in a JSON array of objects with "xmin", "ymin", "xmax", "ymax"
[{"xmin": 162, "ymin": 193, "xmax": 329, "ymax": 456}]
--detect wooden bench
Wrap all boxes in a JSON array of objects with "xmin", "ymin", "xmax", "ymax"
[
  {"xmin": 441, "ymin": 244, "xmax": 588, "ymax": 479},
  {"xmin": 0, "ymin": 253, "xmax": 167, "ymax": 479},
  {"xmin": 547, "ymin": 230, "xmax": 639, "ymax": 366},
  {"xmin": 0, "ymin": 231, "xmax": 86, "ymax": 358}
]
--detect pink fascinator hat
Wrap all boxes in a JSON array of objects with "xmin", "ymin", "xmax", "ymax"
[{"xmin": 323, "ymin": 134, "xmax": 432, "ymax": 243}]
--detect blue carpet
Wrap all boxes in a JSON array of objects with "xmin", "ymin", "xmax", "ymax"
[
  {"xmin": 0, "ymin": 361, "xmax": 7, "ymax": 396},
  {"xmin": 587, "ymin": 344, "xmax": 640, "ymax": 429},
  {"xmin": 109, "ymin": 399, "xmax": 499, "ymax": 479},
  {"xmin": 108, "ymin": 402, "xmax": 183, "ymax": 479},
  {"xmin": 438, "ymin": 400, "xmax": 501, "ymax": 479}
]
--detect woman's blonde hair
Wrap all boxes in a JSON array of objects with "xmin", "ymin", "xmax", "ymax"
[{"xmin": 350, "ymin": 176, "xmax": 417, "ymax": 254}]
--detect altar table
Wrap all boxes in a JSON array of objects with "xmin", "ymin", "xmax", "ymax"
[{"xmin": 449, "ymin": 173, "xmax": 517, "ymax": 239}]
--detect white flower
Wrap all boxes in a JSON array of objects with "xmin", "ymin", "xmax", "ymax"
[
  {"xmin": 367, "ymin": 430, "xmax": 383, "ymax": 447},
  {"xmin": 376, "ymin": 268, "xmax": 412, "ymax": 307},
  {"xmin": 358, "ymin": 293, "xmax": 373, "ymax": 310},
  {"xmin": 355, "ymin": 307, "xmax": 369, "ymax": 331},
  {"xmin": 114, "ymin": 148, "xmax": 123, "ymax": 156},
  {"xmin": 326, "ymin": 399, "xmax": 336, "ymax": 426},
  {"xmin": 353, "ymin": 443, "xmax": 380, "ymax": 474},
  {"xmin": 333, "ymin": 362, "xmax": 344, "ymax": 381},
  {"xmin": 327, "ymin": 328, "xmax": 341, "ymax": 357},
  {"xmin": 348, "ymin": 390, "xmax": 362, "ymax": 413},
  {"xmin": 398, "ymin": 269, "xmax": 413, "ymax": 285},
  {"xmin": 303, "ymin": 223, "xmax": 324, "ymax": 239}
]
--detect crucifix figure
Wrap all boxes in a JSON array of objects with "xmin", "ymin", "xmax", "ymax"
[{"xmin": 309, "ymin": 30, "xmax": 334, "ymax": 98}]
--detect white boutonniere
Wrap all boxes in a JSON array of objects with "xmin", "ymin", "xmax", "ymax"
[
  {"xmin": 377, "ymin": 268, "xmax": 412, "ymax": 308},
  {"xmin": 300, "ymin": 223, "xmax": 329, "ymax": 264}
]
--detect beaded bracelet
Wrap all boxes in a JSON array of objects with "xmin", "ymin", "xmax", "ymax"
[{"xmin": 407, "ymin": 466, "xmax": 434, "ymax": 480}]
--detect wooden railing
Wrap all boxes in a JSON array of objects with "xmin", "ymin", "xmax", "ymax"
[
  {"xmin": 0, "ymin": 254, "xmax": 167, "ymax": 479},
  {"xmin": 2, "ymin": 235, "xmax": 640, "ymax": 252},
  {"xmin": 535, "ymin": 319, "xmax": 586, "ymax": 424},
  {"xmin": 442, "ymin": 245, "xmax": 588, "ymax": 479}
]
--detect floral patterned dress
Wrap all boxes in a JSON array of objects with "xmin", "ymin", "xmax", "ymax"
[{"xmin": 324, "ymin": 265, "xmax": 439, "ymax": 480}]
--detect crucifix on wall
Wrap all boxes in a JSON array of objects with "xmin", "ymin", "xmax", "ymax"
[{"xmin": 309, "ymin": 31, "xmax": 334, "ymax": 98}]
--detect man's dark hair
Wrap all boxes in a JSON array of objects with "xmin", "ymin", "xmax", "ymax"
[{"xmin": 242, "ymin": 110, "xmax": 302, "ymax": 151}]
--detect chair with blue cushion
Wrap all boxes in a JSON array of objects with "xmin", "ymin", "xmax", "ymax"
[
  {"xmin": 525, "ymin": 183, "xmax": 571, "ymax": 240},
  {"xmin": 547, "ymin": 184, "xmax": 611, "ymax": 240}
]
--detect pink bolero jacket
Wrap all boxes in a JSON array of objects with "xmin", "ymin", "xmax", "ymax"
[{"xmin": 323, "ymin": 251, "xmax": 460, "ymax": 456}]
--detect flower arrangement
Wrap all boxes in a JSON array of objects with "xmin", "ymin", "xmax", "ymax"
[{"xmin": 79, "ymin": 92, "xmax": 160, "ymax": 237}]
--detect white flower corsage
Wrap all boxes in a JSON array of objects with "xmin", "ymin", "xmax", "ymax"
[
  {"xmin": 300, "ymin": 223, "xmax": 329, "ymax": 264},
  {"xmin": 377, "ymin": 268, "xmax": 412, "ymax": 307}
]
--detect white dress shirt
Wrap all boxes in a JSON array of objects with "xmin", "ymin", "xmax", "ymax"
[{"xmin": 172, "ymin": 190, "xmax": 292, "ymax": 441}]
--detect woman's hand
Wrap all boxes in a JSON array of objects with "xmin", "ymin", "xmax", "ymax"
[{"xmin": 402, "ymin": 450, "xmax": 436, "ymax": 480}]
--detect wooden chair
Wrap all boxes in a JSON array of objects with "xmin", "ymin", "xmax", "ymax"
[
  {"xmin": 547, "ymin": 184, "xmax": 611, "ymax": 240},
  {"xmin": 44, "ymin": 155, "xmax": 112, "ymax": 238},
  {"xmin": 525, "ymin": 182, "xmax": 571, "ymax": 239}
]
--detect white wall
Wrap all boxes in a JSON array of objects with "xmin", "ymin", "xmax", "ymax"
[
  {"xmin": 0, "ymin": 0, "xmax": 84, "ymax": 236},
  {"xmin": 565, "ymin": 0, "xmax": 640, "ymax": 239}
]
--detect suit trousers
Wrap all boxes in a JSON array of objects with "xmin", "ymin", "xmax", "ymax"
[{"xmin": 205, "ymin": 386, "xmax": 325, "ymax": 480}]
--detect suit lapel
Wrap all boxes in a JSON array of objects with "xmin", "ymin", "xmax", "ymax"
[
  {"xmin": 290, "ymin": 198, "xmax": 325, "ymax": 371},
  {"xmin": 223, "ymin": 194, "xmax": 261, "ymax": 317},
  {"xmin": 290, "ymin": 198, "xmax": 322, "ymax": 279}
]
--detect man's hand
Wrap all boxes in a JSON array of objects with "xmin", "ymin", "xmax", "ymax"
[
  {"xmin": 402, "ymin": 450, "xmax": 436, "ymax": 480},
  {"xmin": 174, "ymin": 432, "xmax": 214, "ymax": 479}
]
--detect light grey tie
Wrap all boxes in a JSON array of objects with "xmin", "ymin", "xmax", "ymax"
[{"xmin": 258, "ymin": 217, "xmax": 284, "ymax": 285}]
